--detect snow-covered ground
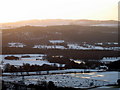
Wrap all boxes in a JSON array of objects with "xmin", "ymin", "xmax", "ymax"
[
  {"xmin": 1, "ymin": 54, "xmax": 46, "ymax": 57},
  {"xmin": 100, "ymin": 57, "xmax": 120, "ymax": 64},
  {"xmin": 0, "ymin": 54, "xmax": 120, "ymax": 68},
  {"xmin": 2, "ymin": 69, "xmax": 103, "ymax": 76},
  {"xmin": 2, "ymin": 71, "xmax": 119, "ymax": 88},
  {"xmin": 7, "ymin": 41, "xmax": 120, "ymax": 51},
  {"xmin": 0, "ymin": 54, "xmax": 46, "ymax": 62},
  {"xmin": 95, "ymin": 42, "xmax": 118, "ymax": 45},
  {"xmin": 33, "ymin": 43, "xmax": 120, "ymax": 51},
  {"xmin": 67, "ymin": 71, "xmax": 119, "ymax": 84},
  {"xmin": 70, "ymin": 57, "xmax": 120, "ymax": 65},
  {"xmin": 0, "ymin": 54, "xmax": 64, "ymax": 67},
  {"xmin": 67, "ymin": 44, "xmax": 120, "ymax": 50},
  {"xmin": 3, "ymin": 60, "xmax": 52, "ymax": 66},
  {"xmin": 8, "ymin": 42, "xmax": 26, "ymax": 48},
  {"xmin": 33, "ymin": 45, "xmax": 66, "ymax": 49},
  {"xmin": 0, "ymin": 54, "xmax": 119, "ymax": 88},
  {"xmin": 49, "ymin": 40, "xmax": 65, "ymax": 44}
]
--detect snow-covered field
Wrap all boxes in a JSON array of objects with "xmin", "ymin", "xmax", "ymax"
[
  {"xmin": 49, "ymin": 40, "xmax": 65, "ymax": 44},
  {"xmin": 3, "ymin": 60, "xmax": 52, "ymax": 66},
  {"xmin": 33, "ymin": 43, "xmax": 120, "ymax": 50},
  {"xmin": 100, "ymin": 57, "xmax": 120, "ymax": 64},
  {"xmin": 67, "ymin": 71, "xmax": 119, "ymax": 84},
  {"xmin": 67, "ymin": 44, "xmax": 120, "ymax": 50},
  {"xmin": 0, "ymin": 54, "xmax": 64, "ymax": 67},
  {"xmin": 2, "ymin": 69, "xmax": 103, "ymax": 76},
  {"xmin": 7, "ymin": 41, "xmax": 120, "ymax": 51},
  {"xmin": 1, "ymin": 54, "xmax": 46, "ymax": 57},
  {"xmin": 33, "ymin": 45, "xmax": 66, "ymax": 49},
  {"xmin": 2, "ymin": 71, "xmax": 119, "ymax": 88},
  {"xmin": 0, "ymin": 54, "xmax": 119, "ymax": 88},
  {"xmin": 8, "ymin": 42, "xmax": 26, "ymax": 47},
  {"xmin": 0, "ymin": 54, "xmax": 119, "ymax": 68}
]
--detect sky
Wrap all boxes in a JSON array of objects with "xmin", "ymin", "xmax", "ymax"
[{"xmin": 0, "ymin": 0, "xmax": 119, "ymax": 23}]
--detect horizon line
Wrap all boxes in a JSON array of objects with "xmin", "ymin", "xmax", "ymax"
[{"xmin": 0, "ymin": 19, "xmax": 118, "ymax": 24}]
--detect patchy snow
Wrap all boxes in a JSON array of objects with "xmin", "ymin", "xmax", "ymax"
[
  {"xmin": 32, "ymin": 42, "xmax": 120, "ymax": 50},
  {"xmin": 100, "ymin": 57, "xmax": 120, "ymax": 64},
  {"xmin": 3, "ymin": 60, "xmax": 51, "ymax": 66},
  {"xmin": 95, "ymin": 43, "xmax": 103, "ymax": 45},
  {"xmin": 2, "ymin": 59, "xmax": 65, "ymax": 67},
  {"xmin": 2, "ymin": 71, "xmax": 119, "ymax": 88},
  {"xmin": 67, "ymin": 44, "xmax": 91, "ymax": 50},
  {"xmin": 55, "ymin": 45, "xmax": 65, "ymax": 49},
  {"xmin": 48, "ymin": 69, "xmax": 103, "ymax": 74},
  {"xmin": 2, "ymin": 54, "xmax": 46, "ymax": 57},
  {"xmin": 24, "ymin": 75, "xmax": 109, "ymax": 88},
  {"xmin": 2, "ymin": 69, "xmax": 103, "ymax": 76},
  {"xmin": 1, "ymin": 54, "xmax": 46, "ymax": 61},
  {"xmin": 67, "ymin": 43, "xmax": 120, "ymax": 50},
  {"xmin": 49, "ymin": 40, "xmax": 65, "ymax": 44},
  {"xmin": 21, "ymin": 57, "xmax": 43, "ymax": 61},
  {"xmin": 8, "ymin": 42, "xmax": 26, "ymax": 48},
  {"xmin": 67, "ymin": 71, "xmax": 119, "ymax": 84},
  {"xmin": 33, "ymin": 45, "xmax": 66, "ymax": 49},
  {"xmin": 0, "ymin": 54, "xmax": 64, "ymax": 67},
  {"xmin": 95, "ymin": 42, "xmax": 118, "ymax": 45}
]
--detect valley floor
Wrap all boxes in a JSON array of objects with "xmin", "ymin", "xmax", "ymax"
[{"xmin": 1, "ymin": 71, "xmax": 119, "ymax": 89}]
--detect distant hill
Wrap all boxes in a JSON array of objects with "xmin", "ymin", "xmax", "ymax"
[
  {"xmin": 2, "ymin": 25, "xmax": 118, "ymax": 47},
  {"xmin": 0, "ymin": 19, "xmax": 118, "ymax": 29}
]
